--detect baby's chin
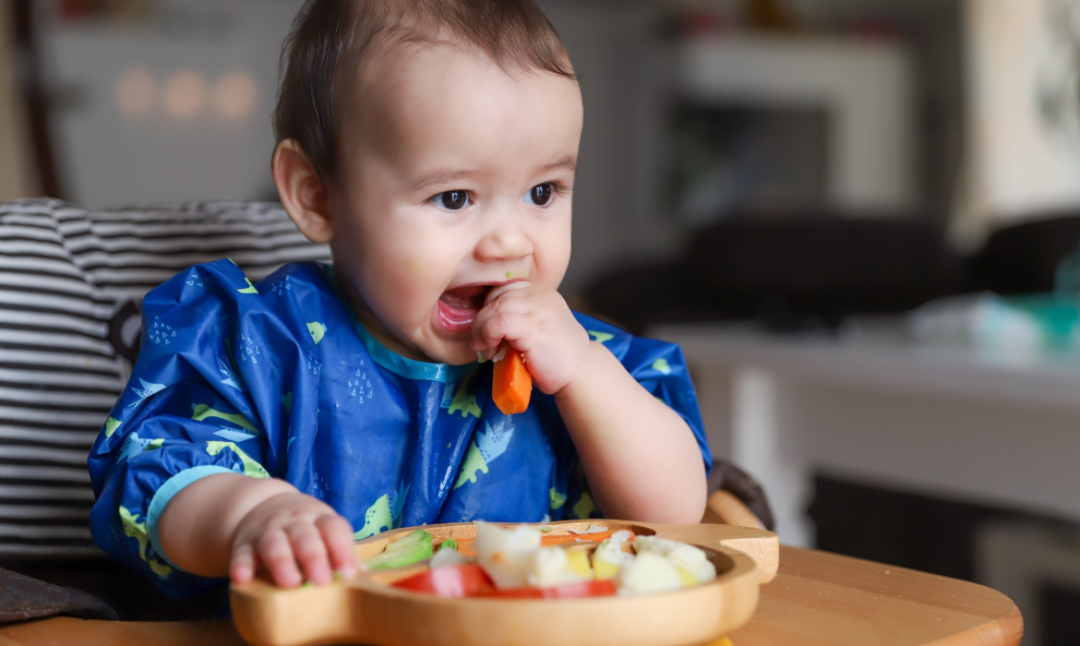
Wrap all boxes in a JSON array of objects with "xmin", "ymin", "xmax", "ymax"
[{"xmin": 417, "ymin": 338, "xmax": 479, "ymax": 366}]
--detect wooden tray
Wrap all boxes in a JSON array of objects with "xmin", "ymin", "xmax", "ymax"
[{"xmin": 230, "ymin": 520, "xmax": 779, "ymax": 646}]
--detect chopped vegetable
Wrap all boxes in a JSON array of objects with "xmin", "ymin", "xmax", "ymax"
[
  {"xmin": 479, "ymin": 580, "xmax": 616, "ymax": 599},
  {"xmin": 392, "ymin": 565, "xmax": 494, "ymax": 598},
  {"xmin": 632, "ymin": 536, "xmax": 716, "ymax": 583},
  {"xmin": 592, "ymin": 533, "xmax": 635, "ymax": 581},
  {"xmin": 527, "ymin": 546, "xmax": 592, "ymax": 588},
  {"xmin": 365, "ymin": 530, "xmax": 433, "ymax": 571},
  {"xmin": 568, "ymin": 524, "xmax": 611, "ymax": 535},
  {"xmin": 492, "ymin": 346, "xmax": 531, "ymax": 415},
  {"xmin": 541, "ymin": 529, "xmax": 621, "ymax": 546},
  {"xmin": 615, "ymin": 551, "xmax": 684, "ymax": 596},
  {"xmin": 384, "ymin": 524, "xmax": 717, "ymax": 600},
  {"xmin": 431, "ymin": 546, "xmax": 470, "ymax": 569},
  {"xmin": 566, "ymin": 549, "xmax": 593, "ymax": 580},
  {"xmin": 474, "ymin": 522, "xmax": 541, "ymax": 589},
  {"xmin": 593, "ymin": 561, "xmax": 620, "ymax": 581},
  {"xmin": 455, "ymin": 539, "xmax": 476, "ymax": 557}
]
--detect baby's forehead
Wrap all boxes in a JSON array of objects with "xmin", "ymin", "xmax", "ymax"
[{"xmin": 341, "ymin": 34, "xmax": 578, "ymax": 134}]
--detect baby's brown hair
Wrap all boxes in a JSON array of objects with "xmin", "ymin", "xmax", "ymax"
[{"xmin": 274, "ymin": 0, "xmax": 576, "ymax": 182}]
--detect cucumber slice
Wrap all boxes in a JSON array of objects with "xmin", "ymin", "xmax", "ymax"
[{"xmin": 366, "ymin": 530, "xmax": 434, "ymax": 571}]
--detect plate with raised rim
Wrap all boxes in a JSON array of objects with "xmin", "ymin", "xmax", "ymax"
[{"xmin": 230, "ymin": 520, "xmax": 778, "ymax": 646}]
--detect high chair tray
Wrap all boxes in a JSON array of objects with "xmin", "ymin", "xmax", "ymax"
[{"xmin": 229, "ymin": 520, "xmax": 779, "ymax": 646}]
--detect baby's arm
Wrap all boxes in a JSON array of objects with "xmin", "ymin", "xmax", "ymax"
[
  {"xmin": 473, "ymin": 285, "xmax": 707, "ymax": 523},
  {"xmin": 88, "ymin": 260, "xmax": 358, "ymax": 593},
  {"xmin": 157, "ymin": 473, "xmax": 357, "ymax": 587},
  {"xmin": 553, "ymin": 342, "xmax": 707, "ymax": 523}
]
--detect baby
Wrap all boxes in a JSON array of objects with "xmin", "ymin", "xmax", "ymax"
[{"xmin": 89, "ymin": 0, "xmax": 710, "ymax": 596}]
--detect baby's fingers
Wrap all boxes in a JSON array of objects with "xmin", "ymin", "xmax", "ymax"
[
  {"xmin": 230, "ymin": 542, "xmax": 256, "ymax": 584},
  {"xmin": 286, "ymin": 522, "xmax": 333, "ymax": 586},
  {"xmin": 316, "ymin": 514, "xmax": 360, "ymax": 579},
  {"xmin": 476, "ymin": 309, "xmax": 532, "ymax": 353},
  {"xmin": 257, "ymin": 528, "xmax": 303, "ymax": 589}
]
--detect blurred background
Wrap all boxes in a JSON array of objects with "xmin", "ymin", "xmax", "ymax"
[{"xmin": 5, "ymin": 0, "xmax": 1080, "ymax": 641}]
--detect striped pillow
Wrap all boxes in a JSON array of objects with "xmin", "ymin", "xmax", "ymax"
[{"xmin": 0, "ymin": 198, "xmax": 329, "ymax": 558}]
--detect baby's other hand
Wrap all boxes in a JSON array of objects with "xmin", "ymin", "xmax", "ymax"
[
  {"xmin": 229, "ymin": 492, "xmax": 359, "ymax": 588},
  {"xmin": 471, "ymin": 283, "xmax": 591, "ymax": 395}
]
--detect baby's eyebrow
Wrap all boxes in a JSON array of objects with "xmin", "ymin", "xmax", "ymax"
[
  {"xmin": 537, "ymin": 157, "xmax": 577, "ymax": 175},
  {"xmin": 412, "ymin": 169, "xmax": 484, "ymax": 192}
]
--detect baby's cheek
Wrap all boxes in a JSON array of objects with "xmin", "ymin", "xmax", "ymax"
[{"xmin": 380, "ymin": 256, "xmax": 441, "ymax": 312}]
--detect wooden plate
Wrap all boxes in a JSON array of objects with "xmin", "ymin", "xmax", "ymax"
[{"xmin": 230, "ymin": 520, "xmax": 778, "ymax": 646}]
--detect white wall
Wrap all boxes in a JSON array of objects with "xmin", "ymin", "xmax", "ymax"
[
  {"xmin": 42, "ymin": 0, "xmax": 304, "ymax": 209},
  {"xmin": 956, "ymin": 0, "xmax": 1080, "ymax": 245}
]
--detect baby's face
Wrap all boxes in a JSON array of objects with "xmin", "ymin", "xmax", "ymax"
[{"xmin": 327, "ymin": 41, "xmax": 583, "ymax": 365}]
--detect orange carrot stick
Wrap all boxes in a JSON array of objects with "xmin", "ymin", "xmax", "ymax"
[
  {"xmin": 492, "ymin": 346, "xmax": 532, "ymax": 415},
  {"xmin": 540, "ymin": 530, "xmax": 622, "ymax": 546}
]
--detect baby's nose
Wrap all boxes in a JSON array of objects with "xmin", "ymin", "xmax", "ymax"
[{"xmin": 475, "ymin": 226, "xmax": 533, "ymax": 262}]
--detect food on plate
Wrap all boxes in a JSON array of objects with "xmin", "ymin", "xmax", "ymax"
[
  {"xmin": 393, "ymin": 564, "xmax": 494, "ymax": 598},
  {"xmin": 392, "ymin": 565, "xmax": 617, "ymax": 599},
  {"xmin": 378, "ymin": 523, "xmax": 718, "ymax": 599},
  {"xmin": 365, "ymin": 529, "xmax": 433, "ymax": 571},
  {"xmin": 430, "ymin": 544, "xmax": 470, "ymax": 569},
  {"xmin": 615, "ymin": 552, "xmax": 685, "ymax": 595},
  {"xmin": 632, "ymin": 535, "xmax": 717, "ymax": 584},
  {"xmin": 592, "ymin": 530, "xmax": 635, "ymax": 581},
  {"xmin": 492, "ymin": 346, "xmax": 532, "ymax": 415}
]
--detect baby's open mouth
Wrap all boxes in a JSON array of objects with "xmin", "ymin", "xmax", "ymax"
[
  {"xmin": 436, "ymin": 285, "xmax": 493, "ymax": 334},
  {"xmin": 440, "ymin": 285, "xmax": 491, "ymax": 312}
]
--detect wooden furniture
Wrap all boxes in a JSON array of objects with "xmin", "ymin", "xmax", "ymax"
[
  {"xmin": 0, "ymin": 543, "xmax": 1021, "ymax": 645},
  {"xmin": 231, "ymin": 521, "xmax": 777, "ymax": 646},
  {"xmin": 704, "ymin": 491, "xmax": 766, "ymax": 530}
]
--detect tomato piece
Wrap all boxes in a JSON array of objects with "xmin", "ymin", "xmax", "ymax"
[
  {"xmin": 478, "ymin": 579, "xmax": 617, "ymax": 599},
  {"xmin": 391, "ymin": 565, "xmax": 495, "ymax": 598}
]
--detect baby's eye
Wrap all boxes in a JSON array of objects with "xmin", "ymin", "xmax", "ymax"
[
  {"xmin": 432, "ymin": 190, "xmax": 470, "ymax": 212},
  {"xmin": 524, "ymin": 184, "xmax": 554, "ymax": 207}
]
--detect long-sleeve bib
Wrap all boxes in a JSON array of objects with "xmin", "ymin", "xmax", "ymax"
[{"xmin": 88, "ymin": 261, "xmax": 711, "ymax": 596}]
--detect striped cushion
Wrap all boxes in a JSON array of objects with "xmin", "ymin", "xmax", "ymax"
[{"xmin": 0, "ymin": 198, "xmax": 329, "ymax": 558}]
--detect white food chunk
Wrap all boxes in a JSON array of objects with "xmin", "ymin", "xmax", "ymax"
[
  {"xmin": 526, "ymin": 547, "xmax": 590, "ymax": 588},
  {"xmin": 615, "ymin": 551, "xmax": 683, "ymax": 596},
  {"xmin": 632, "ymin": 536, "xmax": 717, "ymax": 583},
  {"xmin": 594, "ymin": 538, "xmax": 635, "ymax": 567},
  {"xmin": 474, "ymin": 521, "xmax": 541, "ymax": 589},
  {"xmin": 430, "ymin": 547, "xmax": 469, "ymax": 569}
]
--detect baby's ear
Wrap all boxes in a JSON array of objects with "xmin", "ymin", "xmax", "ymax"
[{"xmin": 273, "ymin": 139, "xmax": 334, "ymax": 244}]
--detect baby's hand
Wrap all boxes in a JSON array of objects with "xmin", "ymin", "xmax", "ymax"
[
  {"xmin": 471, "ymin": 283, "xmax": 591, "ymax": 395},
  {"xmin": 229, "ymin": 491, "xmax": 359, "ymax": 588}
]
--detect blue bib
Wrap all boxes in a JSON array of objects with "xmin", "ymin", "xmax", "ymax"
[{"xmin": 88, "ymin": 260, "xmax": 711, "ymax": 596}]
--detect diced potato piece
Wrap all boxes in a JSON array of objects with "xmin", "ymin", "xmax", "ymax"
[
  {"xmin": 632, "ymin": 536, "xmax": 717, "ymax": 583},
  {"xmin": 615, "ymin": 551, "xmax": 683, "ymax": 596},
  {"xmin": 566, "ymin": 549, "xmax": 593, "ymax": 580},
  {"xmin": 676, "ymin": 566, "xmax": 698, "ymax": 587},
  {"xmin": 527, "ymin": 547, "xmax": 591, "ymax": 588},
  {"xmin": 594, "ymin": 561, "xmax": 620, "ymax": 581}
]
